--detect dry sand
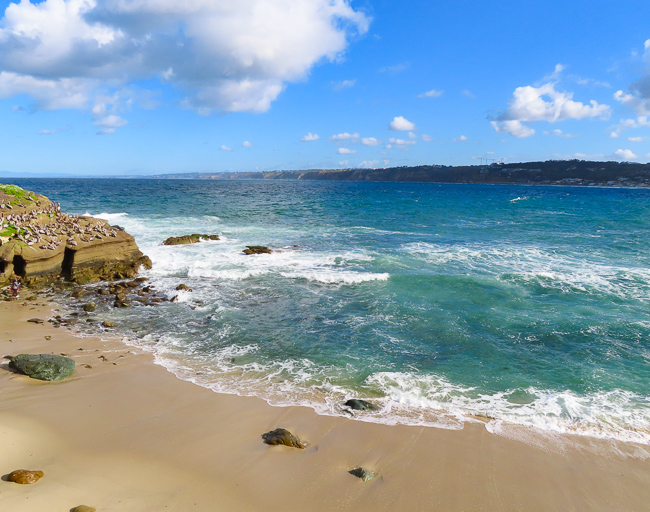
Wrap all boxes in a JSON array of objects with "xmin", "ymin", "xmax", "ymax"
[{"xmin": 1, "ymin": 297, "xmax": 649, "ymax": 512}]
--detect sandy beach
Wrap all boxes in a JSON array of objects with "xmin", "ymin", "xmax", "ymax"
[{"xmin": 1, "ymin": 296, "xmax": 650, "ymax": 512}]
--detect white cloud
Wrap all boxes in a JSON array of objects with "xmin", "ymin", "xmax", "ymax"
[
  {"xmin": 330, "ymin": 132, "xmax": 359, "ymax": 140},
  {"xmin": 492, "ymin": 82, "xmax": 609, "ymax": 138},
  {"xmin": 387, "ymin": 137, "xmax": 416, "ymax": 149},
  {"xmin": 220, "ymin": 145, "xmax": 232, "ymax": 151},
  {"xmin": 242, "ymin": 140, "xmax": 253, "ymax": 148},
  {"xmin": 389, "ymin": 116, "xmax": 416, "ymax": 131},
  {"xmin": 421, "ymin": 134, "xmax": 433, "ymax": 141},
  {"xmin": 614, "ymin": 89, "xmax": 650, "ymax": 115},
  {"xmin": 462, "ymin": 89, "xmax": 476, "ymax": 99},
  {"xmin": 628, "ymin": 136, "xmax": 646, "ymax": 142},
  {"xmin": 338, "ymin": 147, "xmax": 356, "ymax": 154},
  {"xmin": 359, "ymin": 160, "xmax": 380, "ymax": 168},
  {"xmin": 608, "ymin": 116, "xmax": 650, "ymax": 138},
  {"xmin": 408, "ymin": 131, "xmax": 417, "ymax": 139},
  {"xmin": 453, "ymin": 135, "xmax": 468, "ymax": 142},
  {"xmin": 300, "ymin": 132, "xmax": 320, "ymax": 142},
  {"xmin": 94, "ymin": 114, "xmax": 127, "ymax": 134},
  {"xmin": 361, "ymin": 137, "xmax": 381, "ymax": 146},
  {"xmin": 615, "ymin": 149, "xmax": 637, "ymax": 160},
  {"xmin": 491, "ymin": 120, "xmax": 535, "ymax": 138},
  {"xmin": 0, "ymin": 0, "xmax": 369, "ymax": 116},
  {"xmin": 339, "ymin": 160, "xmax": 348, "ymax": 166},
  {"xmin": 418, "ymin": 89, "xmax": 443, "ymax": 98},
  {"xmin": 332, "ymin": 79, "xmax": 356, "ymax": 91}
]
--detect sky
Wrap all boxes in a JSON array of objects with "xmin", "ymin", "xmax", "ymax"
[{"xmin": 1, "ymin": 0, "xmax": 650, "ymax": 176}]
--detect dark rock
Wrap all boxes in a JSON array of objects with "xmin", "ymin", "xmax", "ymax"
[
  {"xmin": 102, "ymin": 320, "xmax": 116, "ymax": 328},
  {"xmin": 97, "ymin": 288, "xmax": 111, "ymax": 295},
  {"xmin": 82, "ymin": 302, "xmax": 97, "ymax": 312},
  {"xmin": 343, "ymin": 399, "xmax": 379, "ymax": 411},
  {"xmin": 7, "ymin": 469, "xmax": 44, "ymax": 484},
  {"xmin": 162, "ymin": 234, "xmax": 220, "ymax": 246},
  {"xmin": 170, "ymin": 295, "xmax": 179, "ymax": 302},
  {"xmin": 175, "ymin": 284, "xmax": 192, "ymax": 291},
  {"xmin": 261, "ymin": 428, "xmax": 305, "ymax": 449},
  {"xmin": 9, "ymin": 353, "xmax": 75, "ymax": 381},
  {"xmin": 27, "ymin": 318, "xmax": 44, "ymax": 324},
  {"xmin": 135, "ymin": 277, "xmax": 149, "ymax": 283},
  {"xmin": 71, "ymin": 506, "xmax": 96, "ymax": 512},
  {"xmin": 348, "ymin": 467, "xmax": 376, "ymax": 482},
  {"xmin": 243, "ymin": 245, "xmax": 272, "ymax": 255}
]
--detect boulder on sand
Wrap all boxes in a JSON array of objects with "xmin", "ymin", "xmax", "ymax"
[
  {"xmin": 9, "ymin": 353, "xmax": 75, "ymax": 381},
  {"xmin": 7, "ymin": 469, "xmax": 44, "ymax": 484},
  {"xmin": 261, "ymin": 428, "xmax": 306, "ymax": 449}
]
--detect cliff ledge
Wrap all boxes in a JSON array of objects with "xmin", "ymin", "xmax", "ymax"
[{"xmin": 0, "ymin": 184, "xmax": 151, "ymax": 286}]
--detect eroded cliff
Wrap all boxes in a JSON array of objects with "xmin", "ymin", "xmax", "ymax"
[{"xmin": 0, "ymin": 184, "xmax": 151, "ymax": 286}]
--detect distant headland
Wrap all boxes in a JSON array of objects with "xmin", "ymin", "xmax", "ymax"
[{"xmin": 148, "ymin": 160, "xmax": 650, "ymax": 187}]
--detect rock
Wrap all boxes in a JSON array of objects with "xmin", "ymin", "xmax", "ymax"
[
  {"xmin": 27, "ymin": 318, "xmax": 44, "ymax": 324},
  {"xmin": 261, "ymin": 428, "xmax": 306, "ymax": 449},
  {"xmin": 162, "ymin": 234, "xmax": 220, "ymax": 246},
  {"xmin": 243, "ymin": 245, "xmax": 272, "ymax": 255},
  {"xmin": 71, "ymin": 506, "xmax": 96, "ymax": 512},
  {"xmin": 170, "ymin": 295, "xmax": 179, "ymax": 302},
  {"xmin": 343, "ymin": 399, "xmax": 379, "ymax": 411},
  {"xmin": 348, "ymin": 467, "xmax": 376, "ymax": 482},
  {"xmin": 71, "ymin": 288, "xmax": 87, "ymax": 299},
  {"xmin": 7, "ymin": 469, "xmax": 44, "ymax": 484},
  {"xmin": 102, "ymin": 320, "xmax": 115, "ymax": 328},
  {"xmin": 97, "ymin": 288, "xmax": 111, "ymax": 295},
  {"xmin": 83, "ymin": 302, "xmax": 97, "ymax": 312},
  {"xmin": 175, "ymin": 284, "xmax": 192, "ymax": 291},
  {"xmin": 135, "ymin": 277, "xmax": 149, "ymax": 283},
  {"xmin": 9, "ymin": 353, "xmax": 75, "ymax": 381}
]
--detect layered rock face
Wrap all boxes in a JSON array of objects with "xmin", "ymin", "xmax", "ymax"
[{"xmin": 0, "ymin": 184, "xmax": 151, "ymax": 286}]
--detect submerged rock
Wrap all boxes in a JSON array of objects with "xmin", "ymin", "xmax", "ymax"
[
  {"xmin": 9, "ymin": 353, "xmax": 75, "ymax": 381},
  {"xmin": 82, "ymin": 302, "xmax": 97, "ymax": 312},
  {"xmin": 8, "ymin": 469, "xmax": 44, "ymax": 484},
  {"xmin": 243, "ymin": 245, "xmax": 272, "ymax": 255},
  {"xmin": 162, "ymin": 234, "xmax": 220, "ymax": 246},
  {"xmin": 261, "ymin": 428, "xmax": 306, "ymax": 449},
  {"xmin": 175, "ymin": 284, "xmax": 192, "ymax": 291},
  {"xmin": 343, "ymin": 399, "xmax": 379, "ymax": 411},
  {"xmin": 102, "ymin": 320, "xmax": 115, "ymax": 328},
  {"xmin": 348, "ymin": 467, "xmax": 376, "ymax": 482}
]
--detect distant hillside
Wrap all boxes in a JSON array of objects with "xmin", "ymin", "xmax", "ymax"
[{"xmin": 151, "ymin": 160, "xmax": 650, "ymax": 187}]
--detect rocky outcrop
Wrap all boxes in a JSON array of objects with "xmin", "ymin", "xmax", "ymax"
[
  {"xmin": 261, "ymin": 428, "xmax": 306, "ymax": 449},
  {"xmin": 162, "ymin": 234, "xmax": 220, "ymax": 245},
  {"xmin": 243, "ymin": 245, "xmax": 272, "ymax": 255},
  {"xmin": 9, "ymin": 353, "xmax": 75, "ymax": 380},
  {"xmin": 0, "ymin": 184, "xmax": 151, "ymax": 287},
  {"xmin": 343, "ymin": 399, "xmax": 379, "ymax": 411}
]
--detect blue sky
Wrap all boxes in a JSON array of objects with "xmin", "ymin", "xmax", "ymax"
[{"xmin": 1, "ymin": 0, "xmax": 650, "ymax": 176}]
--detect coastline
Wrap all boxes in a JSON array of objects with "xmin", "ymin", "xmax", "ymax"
[{"xmin": 2, "ymin": 297, "xmax": 650, "ymax": 511}]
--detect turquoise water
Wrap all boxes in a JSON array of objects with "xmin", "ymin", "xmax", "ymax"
[{"xmin": 12, "ymin": 179, "xmax": 650, "ymax": 442}]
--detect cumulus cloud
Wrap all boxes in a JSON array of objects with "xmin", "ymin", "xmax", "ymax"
[
  {"xmin": 389, "ymin": 116, "xmax": 416, "ymax": 131},
  {"xmin": 94, "ymin": 114, "xmax": 127, "ymax": 134},
  {"xmin": 220, "ymin": 145, "xmax": 232, "ymax": 151},
  {"xmin": 300, "ymin": 132, "xmax": 320, "ymax": 142},
  {"xmin": 615, "ymin": 149, "xmax": 637, "ymax": 160},
  {"xmin": 0, "ymin": 0, "xmax": 369, "ymax": 117},
  {"xmin": 491, "ymin": 82, "xmax": 609, "ymax": 138},
  {"xmin": 338, "ymin": 147, "xmax": 356, "ymax": 154},
  {"xmin": 330, "ymin": 132, "xmax": 359, "ymax": 140},
  {"xmin": 387, "ymin": 137, "xmax": 416, "ymax": 149},
  {"xmin": 418, "ymin": 89, "xmax": 443, "ymax": 98},
  {"xmin": 614, "ymin": 89, "xmax": 650, "ymax": 115},
  {"xmin": 453, "ymin": 135, "xmax": 468, "ymax": 142},
  {"xmin": 359, "ymin": 160, "xmax": 380, "ymax": 168},
  {"xmin": 608, "ymin": 116, "xmax": 650, "ymax": 138},
  {"xmin": 242, "ymin": 141, "xmax": 253, "ymax": 148},
  {"xmin": 361, "ymin": 137, "xmax": 381, "ymax": 146}
]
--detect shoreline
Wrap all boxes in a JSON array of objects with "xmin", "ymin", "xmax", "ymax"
[{"xmin": 2, "ymin": 296, "xmax": 650, "ymax": 511}]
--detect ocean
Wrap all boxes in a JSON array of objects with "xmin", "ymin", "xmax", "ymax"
[{"xmin": 10, "ymin": 178, "xmax": 650, "ymax": 444}]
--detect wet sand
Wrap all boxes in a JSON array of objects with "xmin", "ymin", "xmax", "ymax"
[{"xmin": 1, "ymin": 298, "xmax": 650, "ymax": 512}]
